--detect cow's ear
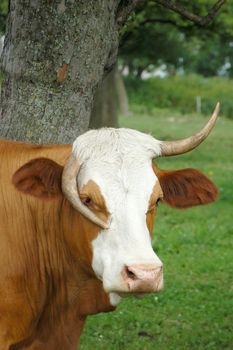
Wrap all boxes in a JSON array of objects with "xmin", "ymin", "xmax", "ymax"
[
  {"xmin": 12, "ymin": 158, "xmax": 63, "ymax": 199},
  {"xmin": 156, "ymin": 168, "xmax": 218, "ymax": 209}
]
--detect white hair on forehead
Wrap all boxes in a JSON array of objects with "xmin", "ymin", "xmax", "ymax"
[{"xmin": 72, "ymin": 128, "xmax": 161, "ymax": 162}]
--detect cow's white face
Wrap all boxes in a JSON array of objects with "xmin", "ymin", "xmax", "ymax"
[
  {"xmin": 12, "ymin": 110, "xmax": 218, "ymax": 308},
  {"xmin": 73, "ymin": 129, "xmax": 164, "ymax": 305},
  {"xmin": 12, "ymin": 121, "xmax": 218, "ymax": 308}
]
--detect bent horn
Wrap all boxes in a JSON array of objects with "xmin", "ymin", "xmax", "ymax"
[
  {"xmin": 160, "ymin": 102, "xmax": 220, "ymax": 157},
  {"xmin": 62, "ymin": 154, "xmax": 109, "ymax": 229}
]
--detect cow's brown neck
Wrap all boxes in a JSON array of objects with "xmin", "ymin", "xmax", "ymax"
[
  {"xmin": 13, "ymin": 200, "xmax": 114, "ymax": 349},
  {"xmin": 0, "ymin": 140, "xmax": 114, "ymax": 350}
]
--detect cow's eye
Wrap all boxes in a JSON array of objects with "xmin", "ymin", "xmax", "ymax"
[
  {"xmin": 156, "ymin": 198, "xmax": 160, "ymax": 205},
  {"xmin": 82, "ymin": 197, "xmax": 92, "ymax": 206}
]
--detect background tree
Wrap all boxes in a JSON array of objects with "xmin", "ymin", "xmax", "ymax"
[
  {"xmin": 120, "ymin": 0, "xmax": 233, "ymax": 78},
  {"xmin": 119, "ymin": 23, "xmax": 188, "ymax": 78},
  {"xmin": 89, "ymin": 63, "xmax": 129, "ymax": 129},
  {"xmin": 0, "ymin": 0, "xmax": 7, "ymax": 34},
  {"xmin": 90, "ymin": 0, "xmax": 229, "ymax": 128},
  {"xmin": 0, "ymin": 0, "xmax": 226, "ymax": 142}
]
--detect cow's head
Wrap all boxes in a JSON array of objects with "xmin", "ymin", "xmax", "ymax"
[{"xmin": 13, "ymin": 104, "xmax": 219, "ymax": 305}]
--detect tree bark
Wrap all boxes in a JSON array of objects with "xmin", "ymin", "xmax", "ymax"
[
  {"xmin": 0, "ymin": 0, "xmax": 120, "ymax": 143},
  {"xmin": 89, "ymin": 64, "xmax": 128, "ymax": 129}
]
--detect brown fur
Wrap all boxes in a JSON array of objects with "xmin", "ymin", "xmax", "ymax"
[
  {"xmin": 12, "ymin": 158, "xmax": 63, "ymax": 199},
  {"xmin": 146, "ymin": 182, "xmax": 163, "ymax": 236},
  {"xmin": 0, "ymin": 139, "xmax": 218, "ymax": 349},
  {"xmin": 154, "ymin": 166, "xmax": 218, "ymax": 208},
  {"xmin": 0, "ymin": 139, "xmax": 113, "ymax": 350},
  {"xmin": 80, "ymin": 180, "xmax": 109, "ymax": 218}
]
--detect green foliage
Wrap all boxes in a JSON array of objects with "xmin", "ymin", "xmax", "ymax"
[
  {"xmin": 125, "ymin": 75, "xmax": 233, "ymax": 119},
  {"xmin": 79, "ymin": 107, "xmax": 233, "ymax": 350},
  {"xmin": 120, "ymin": 17, "xmax": 189, "ymax": 77},
  {"xmin": 120, "ymin": 1, "xmax": 233, "ymax": 78},
  {"xmin": 0, "ymin": 0, "xmax": 7, "ymax": 34}
]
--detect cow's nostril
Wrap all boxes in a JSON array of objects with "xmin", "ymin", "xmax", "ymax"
[
  {"xmin": 122, "ymin": 264, "xmax": 164, "ymax": 293},
  {"xmin": 126, "ymin": 267, "xmax": 137, "ymax": 280}
]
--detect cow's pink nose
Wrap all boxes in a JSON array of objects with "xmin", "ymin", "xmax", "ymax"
[{"xmin": 122, "ymin": 264, "xmax": 163, "ymax": 293}]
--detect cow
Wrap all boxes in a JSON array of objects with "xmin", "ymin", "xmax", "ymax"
[{"xmin": 0, "ymin": 104, "xmax": 219, "ymax": 349}]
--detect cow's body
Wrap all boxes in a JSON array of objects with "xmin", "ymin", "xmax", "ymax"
[
  {"xmin": 0, "ymin": 140, "xmax": 113, "ymax": 349},
  {"xmin": 0, "ymin": 114, "xmax": 218, "ymax": 350}
]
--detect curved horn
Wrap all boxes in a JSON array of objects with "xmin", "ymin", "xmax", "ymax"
[
  {"xmin": 160, "ymin": 103, "xmax": 220, "ymax": 157},
  {"xmin": 62, "ymin": 154, "xmax": 109, "ymax": 229}
]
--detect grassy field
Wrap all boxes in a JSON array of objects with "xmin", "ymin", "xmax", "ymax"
[
  {"xmin": 125, "ymin": 75, "xmax": 233, "ymax": 119},
  {"xmin": 79, "ymin": 106, "xmax": 233, "ymax": 349}
]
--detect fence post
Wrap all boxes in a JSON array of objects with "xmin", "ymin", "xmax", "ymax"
[{"xmin": 196, "ymin": 96, "xmax": 201, "ymax": 114}]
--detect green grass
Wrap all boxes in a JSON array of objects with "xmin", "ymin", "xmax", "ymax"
[
  {"xmin": 79, "ymin": 106, "xmax": 233, "ymax": 349},
  {"xmin": 125, "ymin": 75, "xmax": 233, "ymax": 119}
]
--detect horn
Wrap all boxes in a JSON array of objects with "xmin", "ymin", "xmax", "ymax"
[
  {"xmin": 159, "ymin": 103, "xmax": 220, "ymax": 157},
  {"xmin": 62, "ymin": 154, "xmax": 109, "ymax": 229}
]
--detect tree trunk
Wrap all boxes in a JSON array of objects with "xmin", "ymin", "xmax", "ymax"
[
  {"xmin": 89, "ymin": 64, "xmax": 128, "ymax": 129},
  {"xmin": 89, "ymin": 65, "xmax": 118, "ymax": 129},
  {"xmin": 0, "ymin": 0, "xmax": 120, "ymax": 143},
  {"xmin": 115, "ymin": 67, "xmax": 128, "ymax": 117}
]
